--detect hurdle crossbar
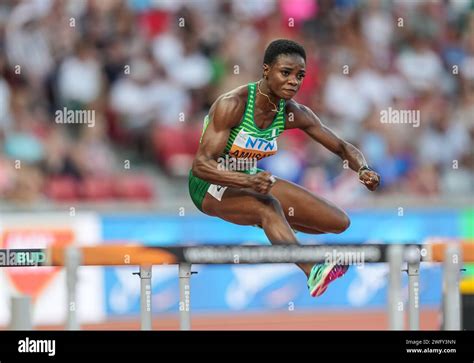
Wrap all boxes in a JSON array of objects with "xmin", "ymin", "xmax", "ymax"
[
  {"xmin": 0, "ymin": 243, "xmax": 421, "ymax": 266},
  {"xmin": 1, "ymin": 242, "xmax": 472, "ymax": 331}
]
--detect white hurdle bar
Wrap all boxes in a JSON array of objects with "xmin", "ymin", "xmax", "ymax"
[{"xmin": 3, "ymin": 242, "xmax": 472, "ymax": 331}]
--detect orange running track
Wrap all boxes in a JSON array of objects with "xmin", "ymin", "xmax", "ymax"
[{"xmin": 24, "ymin": 308, "xmax": 441, "ymax": 330}]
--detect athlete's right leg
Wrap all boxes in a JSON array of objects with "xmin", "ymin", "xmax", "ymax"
[{"xmin": 201, "ymin": 187, "xmax": 314, "ymax": 277}]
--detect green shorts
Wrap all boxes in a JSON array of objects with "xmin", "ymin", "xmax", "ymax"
[{"xmin": 188, "ymin": 168, "xmax": 263, "ymax": 212}]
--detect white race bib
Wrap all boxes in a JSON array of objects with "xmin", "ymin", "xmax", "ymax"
[{"xmin": 207, "ymin": 184, "xmax": 228, "ymax": 201}]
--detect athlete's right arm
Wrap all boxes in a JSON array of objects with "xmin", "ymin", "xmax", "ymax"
[{"xmin": 191, "ymin": 95, "xmax": 274, "ymax": 193}]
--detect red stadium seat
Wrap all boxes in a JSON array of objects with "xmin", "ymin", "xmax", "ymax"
[
  {"xmin": 44, "ymin": 177, "xmax": 79, "ymax": 201},
  {"xmin": 152, "ymin": 124, "xmax": 201, "ymax": 176},
  {"xmin": 79, "ymin": 177, "xmax": 115, "ymax": 201},
  {"xmin": 114, "ymin": 175, "xmax": 154, "ymax": 201}
]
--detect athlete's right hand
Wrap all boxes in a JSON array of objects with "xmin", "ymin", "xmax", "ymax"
[{"xmin": 249, "ymin": 171, "xmax": 276, "ymax": 194}]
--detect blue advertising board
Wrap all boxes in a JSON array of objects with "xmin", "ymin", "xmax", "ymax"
[{"xmin": 101, "ymin": 210, "xmax": 460, "ymax": 316}]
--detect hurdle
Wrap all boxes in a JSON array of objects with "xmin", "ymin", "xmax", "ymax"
[{"xmin": 1, "ymin": 242, "xmax": 473, "ymax": 331}]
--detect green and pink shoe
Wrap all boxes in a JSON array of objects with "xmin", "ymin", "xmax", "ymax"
[{"xmin": 307, "ymin": 263, "xmax": 349, "ymax": 297}]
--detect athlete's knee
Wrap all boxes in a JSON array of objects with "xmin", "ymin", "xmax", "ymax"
[{"xmin": 258, "ymin": 195, "xmax": 283, "ymax": 221}]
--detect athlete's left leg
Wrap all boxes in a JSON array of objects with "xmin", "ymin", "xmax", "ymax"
[
  {"xmin": 268, "ymin": 177, "xmax": 351, "ymax": 296},
  {"xmin": 269, "ymin": 178, "xmax": 350, "ymax": 235}
]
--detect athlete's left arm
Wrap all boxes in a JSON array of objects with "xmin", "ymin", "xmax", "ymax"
[{"xmin": 286, "ymin": 102, "xmax": 380, "ymax": 191}]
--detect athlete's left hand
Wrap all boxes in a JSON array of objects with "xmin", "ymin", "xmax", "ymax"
[{"xmin": 359, "ymin": 169, "xmax": 380, "ymax": 191}]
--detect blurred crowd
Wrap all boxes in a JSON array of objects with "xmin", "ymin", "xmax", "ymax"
[{"xmin": 0, "ymin": 0, "xmax": 472, "ymax": 205}]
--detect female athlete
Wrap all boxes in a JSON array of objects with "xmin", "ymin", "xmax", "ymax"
[{"xmin": 189, "ymin": 39, "xmax": 380, "ymax": 297}]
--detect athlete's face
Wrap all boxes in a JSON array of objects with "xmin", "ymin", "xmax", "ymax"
[{"xmin": 264, "ymin": 54, "xmax": 306, "ymax": 100}]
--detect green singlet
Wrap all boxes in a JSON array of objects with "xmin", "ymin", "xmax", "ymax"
[{"xmin": 188, "ymin": 82, "xmax": 286, "ymax": 211}]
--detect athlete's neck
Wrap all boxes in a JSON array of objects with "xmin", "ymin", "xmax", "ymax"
[{"xmin": 256, "ymin": 79, "xmax": 281, "ymax": 113}]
